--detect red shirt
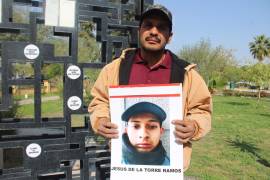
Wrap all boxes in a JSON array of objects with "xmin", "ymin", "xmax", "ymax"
[{"xmin": 129, "ymin": 50, "xmax": 172, "ymax": 84}]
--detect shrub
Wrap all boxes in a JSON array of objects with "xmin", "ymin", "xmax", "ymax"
[
  {"xmin": 0, "ymin": 103, "xmax": 19, "ymax": 119},
  {"xmin": 222, "ymin": 89, "xmax": 270, "ymax": 98}
]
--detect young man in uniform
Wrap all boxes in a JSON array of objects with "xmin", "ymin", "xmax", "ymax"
[{"xmin": 89, "ymin": 4, "xmax": 212, "ymax": 171}]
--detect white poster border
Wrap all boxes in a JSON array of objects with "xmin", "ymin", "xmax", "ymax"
[{"xmin": 109, "ymin": 83, "xmax": 183, "ymax": 180}]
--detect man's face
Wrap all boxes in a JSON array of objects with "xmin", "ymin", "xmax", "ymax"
[
  {"xmin": 125, "ymin": 113, "xmax": 164, "ymax": 152},
  {"xmin": 139, "ymin": 14, "xmax": 172, "ymax": 52}
]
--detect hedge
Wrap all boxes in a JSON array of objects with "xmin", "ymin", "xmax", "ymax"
[{"xmin": 222, "ymin": 89, "xmax": 270, "ymax": 97}]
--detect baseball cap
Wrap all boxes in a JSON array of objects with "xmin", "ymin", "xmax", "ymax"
[
  {"xmin": 121, "ymin": 102, "xmax": 167, "ymax": 123},
  {"xmin": 140, "ymin": 4, "xmax": 172, "ymax": 31}
]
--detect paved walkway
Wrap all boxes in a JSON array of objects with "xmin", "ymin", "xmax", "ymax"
[{"xmin": 17, "ymin": 96, "xmax": 60, "ymax": 105}]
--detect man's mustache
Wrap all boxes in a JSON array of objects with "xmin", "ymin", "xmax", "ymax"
[{"xmin": 145, "ymin": 36, "xmax": 161, "ymax": 43}]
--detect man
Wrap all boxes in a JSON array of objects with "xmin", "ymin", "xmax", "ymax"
[
  {"xmin": 121, "ymin": 102, "xmax": 169, "ymax": 165},
  {"xmin": 89, "ymin": 4, "xmax": 212, "ymax": 171}
]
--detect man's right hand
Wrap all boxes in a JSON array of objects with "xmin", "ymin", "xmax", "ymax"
[{"xmin": 96, "ymin": 118, "xmax": 119, "ymax": 138}]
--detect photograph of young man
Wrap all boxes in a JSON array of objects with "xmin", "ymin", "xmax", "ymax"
[{"xmin": 121, "ymin": 102, "xmax": 170, "ymax": 165}]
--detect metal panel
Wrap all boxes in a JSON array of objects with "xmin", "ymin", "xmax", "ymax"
[{"xmin": 0, "ymin": 0, "xmax": 152, "ymax": 179}]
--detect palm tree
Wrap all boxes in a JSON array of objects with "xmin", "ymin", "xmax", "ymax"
[
  {"xmin": 249, "ymin": 35, "xmax": 270, "ymax": 62},
  {"xmin": 249, "ymin": 35, "xmax": 270, "ymax": 99}
]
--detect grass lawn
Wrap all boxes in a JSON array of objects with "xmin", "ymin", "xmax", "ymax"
[
  {"xmin": 185, "ymin": 96, "xmax": 270, "ymax": 179},
  {"xmin": 15, "ymin": 95, "xmax": 270, "ymax": 179},
  {"xmin": 13, "ymin": 92, "xmax": 60, "ymax": 101},
  {"xmin": 16, "ymin": 99, "xmax": 63, "ymax": 118}
]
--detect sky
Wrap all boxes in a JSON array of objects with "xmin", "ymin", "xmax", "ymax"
[{"xmin": 154, "ymin": 0, "xmax": 270, "ymax": 64}]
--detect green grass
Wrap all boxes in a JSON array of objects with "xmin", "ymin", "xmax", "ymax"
[
  {"xmin": 185, "ymin": 96, "xmax": 270, "ymax": 179},
  {"xmin": 16, "ymin": 99, "xmax": 63, "ymax": 118},
  {"xmin": 15, "ymin": 95, "xmax": 270, "ymax": 179},
  {"xmin": 13, "ymin": 92, "xmax": 60, "ymax": 101}
]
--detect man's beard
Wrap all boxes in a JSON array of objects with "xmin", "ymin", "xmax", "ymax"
[{"xmin": 141, "ymin": 45, "xmax": 165, "ymax": 53}]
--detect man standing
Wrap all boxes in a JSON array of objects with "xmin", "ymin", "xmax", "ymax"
[
  {"xmin": 121, "ymin": 102, "xmax": 169, "ymax": 165},
  {"xmin": 89, "ymin": 4, "xmax": 212, "ymax": 171}
]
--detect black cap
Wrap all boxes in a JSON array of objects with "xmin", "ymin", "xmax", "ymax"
[
  {"xmin": 140, "ymin": 4, "xmax": 172, "ymax": 31},
  {"xmin": 121, "ymin": 102, "xmax": 166, "ymax": 123}
]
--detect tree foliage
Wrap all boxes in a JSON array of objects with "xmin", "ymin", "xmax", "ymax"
[
  {"xmin": 243, "ymin": 63, "xmax": 270, "ymax": 98},
  {"xmin": 248, "ymin": 35, "xmax": 270, "ymax": 99},
  {"xmin": 78, "ymin": 21, "xmax": 101, "ymax": 63},
  {"xmin": 11, "ymin": 63, "xmax": 34, "ymax": 79},
  {"xmin": 42, "ymin": 64, "xmax": 63, "ymax": 80},
  {"xmin": 222, "ymin": 65, "xmax": 244, "ymax": 83},
  {"xmin": 178, "ymin": 40, "xmax": 237, "ymax": 87},
  {"xmin": 246, "ymin": 63, "xmax": 270, "ymax": 87},
  {"xmin": 249, "ymin": 35, "xmax": 270, "ymax": 62},
  {"xmin": 0, "ymin": 11, "xmax": 28, "ymax": 42}
]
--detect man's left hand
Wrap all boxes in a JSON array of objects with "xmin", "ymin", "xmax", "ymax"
[{"xmin": 172, "ymin": 120, "xmax": 197, "ymax": 144}]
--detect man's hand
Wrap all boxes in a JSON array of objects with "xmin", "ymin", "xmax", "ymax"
[
  {"xmin": 172, "ymin": 120, "xmax": 197, "ymax": 144},
  {"xmin": 96, "ymin": 118, "xmax": 119, "ymax": 139}
]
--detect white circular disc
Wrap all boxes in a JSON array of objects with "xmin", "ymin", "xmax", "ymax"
[
  {"xmin": 67, "ymin": 96, "xmax": 82, "ymax": 110},
  {"xmin": 26, "ymin": 143, "xmax": 42, "ymax": 158},
  {"xmin": 66, "ymin": 65, "xmax": 81, "ymax": 80},
  {"xmin": 24, "ymin": 44, "xmax": 40, "ymax": 60}
]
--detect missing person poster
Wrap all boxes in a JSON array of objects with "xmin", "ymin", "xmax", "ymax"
[{"xmin": 109, "ymin": 84, "xmax": 183, "ymax": 180}]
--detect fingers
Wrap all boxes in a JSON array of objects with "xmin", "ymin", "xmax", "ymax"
[
  {"xmin": 97, "ymin": 119, "xmax": 119, "ymax": 139},
  {"xmin": 174, "ymin": 131, "xmax": 194, "ymax": 144},
  {"xmin": 174, "ymin": 123, "xmax": 194, "ymax": 133},
  {"xmin": 172, "ymin": 119, "xmax": 191, "ymax": 127},
  {"xmin": 174, "ymin": 130, "xmax": 194, "ymax": 139},
  {"xmin": 175, "ymin": 137, "xmax": 190, "ymax": 144},
  {"xmin": 172, "ymin": 120, "xmax": 196, "ymax": 144}
]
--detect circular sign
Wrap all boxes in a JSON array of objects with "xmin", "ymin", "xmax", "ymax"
[
  {"xmin": 24, "ymin": 44, "xmax": 40, "ymax": 60},
  {"xmin": 26, "ymin": 143, "xmax": 42, "ymax": 158},
  {"xmin": 67, "ymin": 96, "xmax": 82, "ymax": 110},
  {"xmin": 66, "ymin": 65, "xmax": 81, "ymax": 80}
]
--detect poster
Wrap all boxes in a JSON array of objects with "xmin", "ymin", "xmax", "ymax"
[{"xmin": 109, "ymin": 84, "xmax": 183, "ymax": 180}]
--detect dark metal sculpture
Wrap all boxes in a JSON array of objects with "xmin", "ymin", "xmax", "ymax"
[{"xmin": 0, "ymin": 0, "xmax": 153, "ymax": 179}]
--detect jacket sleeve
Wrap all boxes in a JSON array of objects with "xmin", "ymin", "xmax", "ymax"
[
  {"xmin": 88, "ymin": 66, "xmax": 111, "ymax": 133},
  {"xmin": 185, "ymin": 69, "xmax": 212, "ymax": 141}
]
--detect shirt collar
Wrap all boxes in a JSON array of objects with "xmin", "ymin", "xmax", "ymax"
[{"xmin": 134, "ymin": 49, "xmax": 171, "ymax": 69}]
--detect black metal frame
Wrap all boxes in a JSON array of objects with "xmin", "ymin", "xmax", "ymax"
[{"xmin": 0, "ymin": 0, "xmax": 153, "ymax": 179}]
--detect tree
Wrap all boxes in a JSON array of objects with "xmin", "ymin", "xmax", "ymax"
[
  {"xmin": 249, "ymin": 35, "xmax": 270, "ymax": 62},
  {"xmin": 178, "ymin": 39, "xmax": 237, "ymax": 87},
  {"xmin": 42, "ymin": 64, "xmax": 63, "ymax": 80},
  {"xmin": 11, "ymin": 62, "xmax": 34, "ymax": 79},
  {"xmin": 245, "ymin": 63, "xmax": 270, "ymax": 99},
  {"xmin": 0, "ymin": 11, "xmax": 28, "ymax": 42},
  {"xmin": 223, "ymin": 65, "xmax": 243, "ymax": 83},
  {"xmin": 78, "ymin": 21, "xmax": 101, "ymax": 62}
]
